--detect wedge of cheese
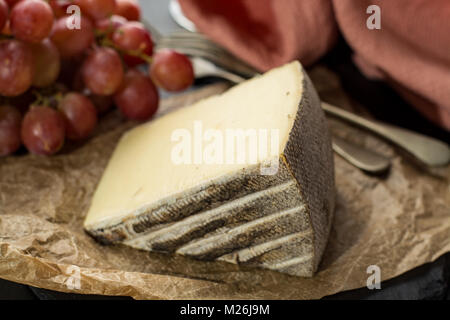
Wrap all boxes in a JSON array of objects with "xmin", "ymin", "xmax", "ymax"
[{"xmin": 84, "ymin": 61, "xmax": 335, "ymax": 277}]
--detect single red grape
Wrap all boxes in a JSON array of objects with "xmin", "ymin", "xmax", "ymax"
[
  {"xmin": 59, "ymin": 93, "xmax": 98, "ymax": 140},
  {"xmin": 10, "ymin": 0, "xmax": 54, "ymax": 43},
  {"xmin": 0, "ymin": 40, "xmax": 34, "ymax": 97},
  {"xmin": 150, "ymin": 49, "xmax": 194, "ymax": 92},
  {"xmin": 0, "ymin": 105, "xmax": 22, "ymax": 157},
  {"xmin": 95, "ymin": 14, "xmax": 127, "ymax": 39},
  {"xmin": 89, "ymin": 94, "xmax": 113, "ymax": 114},
  {"xmin": 74, "ymin": 0, "xmax": 116, "ymax": 21},
  {"xmin": 115, "ymin": 0, "xmax": 140, "ymax": 21},
  {"xmin": 21, "ymin": 106, "xmax": 66, "ymax": 155},
  {"xmin": 51, "ymin": 15, "xmax": 95, "ymax": 58},
  {"xmin": 30, "ymin": 39, "xmax": 61, "ymax": 88},
  {"xmin": 82, "ymin": 47, "xmax": 124, "ymax": 95},
  {"xmin": 114, "ymin": 69, "xmax": 159, "ymax": 121},
  {"xmin": 0, "ymin": 0, "xmax": 8, "ymax": 32},
  {"xmin": 112, "ymin": 21, "xmax": 153, "ymax": 66}
]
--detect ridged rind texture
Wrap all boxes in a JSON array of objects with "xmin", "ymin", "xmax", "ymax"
[
  {"xmin": 86, "ymin": 65, "xmax": 335, "ymax": 277},
  {"xmin": 86, "ymin": 164, "xmax": 293, "ymax": 243}
]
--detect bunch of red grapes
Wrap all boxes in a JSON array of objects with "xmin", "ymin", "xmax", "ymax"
[{"xmin": 0, "ymin": 0, "xmax": 194, "ymax": 156}]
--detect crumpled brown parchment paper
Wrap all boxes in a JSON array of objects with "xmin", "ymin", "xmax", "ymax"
[{"xmin": 0, "ymin": 66, "xmax": 449, "ymax": 300}]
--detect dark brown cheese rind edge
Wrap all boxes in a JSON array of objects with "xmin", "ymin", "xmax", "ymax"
[{"xmin": 282, "ymin": 73, "xmax": 335, "ymax": 271}]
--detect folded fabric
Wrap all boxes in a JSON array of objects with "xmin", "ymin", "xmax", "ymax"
[{"xmin": 179, "ymin": 0, "xmax": 450, "ymax": 130}]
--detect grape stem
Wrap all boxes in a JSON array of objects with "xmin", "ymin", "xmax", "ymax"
[
  {"xmin": 32, "ymin": 89, "xmax": 63, "ymax": 109},
  {"xmin": 32, "ymin": 90, "xmax": 50, "ymax": 107}
]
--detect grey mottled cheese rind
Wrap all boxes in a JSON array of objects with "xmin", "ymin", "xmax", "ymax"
[
  {"xmin": 85, "ymin": 62, "xmax": 335, "ymax": 277},
  {"xmin": 282, "ymin": 71, "xmax": 335, "ymax": 271}
]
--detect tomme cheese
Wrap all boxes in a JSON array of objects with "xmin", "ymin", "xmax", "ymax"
[{"xmin": 84, "ymin": 61, "xmax": 335, "ymax": 277}]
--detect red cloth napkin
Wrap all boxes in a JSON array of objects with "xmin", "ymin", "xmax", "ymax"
[{"xmin": 179, "ymin": 0, "xmax": 450, "ymax": 130}]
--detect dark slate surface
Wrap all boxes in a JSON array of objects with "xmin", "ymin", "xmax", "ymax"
[
  {"xmin": 325, "ymin": 253, "xmax": 450, "ymax": 300},
  {"xmin": 1, "ymin": 252, "xmax": 449, "ymax": 300},
  {"xmin": 0, "ymin": 0, "xmax": 449, "ymax": 300}
]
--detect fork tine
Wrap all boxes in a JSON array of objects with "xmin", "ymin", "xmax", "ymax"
[
  {"xmin": 157, "ymin": 40, "xmax": 259, "ymax": 76},
  {"xmin": 157, "ymin": 30, "xmax": 260, "ymax": 78},
  {"xmin": 156, "ymin": 44, "xmax": 258, "ymax": 78},
  {"xmin": 141, "ymin": 19, "xmax": 163, "ymax": 43},
  {"xmin": 156, "ymin": 46, "xmax": 233, "ymax": 68},
  {"xmin": 157, "ymin": 41, "xmax": 230, "ymax": 60},
  {"xmin": 157, "ymin": 37, "xmax": 232, "ymax": 56},
  {"xmin": 165, "ymin": 31, "xmax": 211, "ymax": 40}
]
